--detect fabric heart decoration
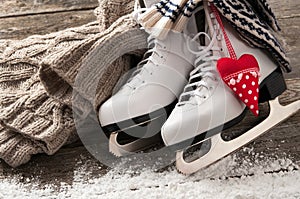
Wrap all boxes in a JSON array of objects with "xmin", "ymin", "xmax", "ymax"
[{"xmin": 217, "ymin": 54, "xmax": 261, "ymax": 116}]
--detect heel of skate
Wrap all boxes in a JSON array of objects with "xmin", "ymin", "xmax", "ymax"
[{"xmin": 259, "ymin": 67, "xmax": 287, "ymax": 103}]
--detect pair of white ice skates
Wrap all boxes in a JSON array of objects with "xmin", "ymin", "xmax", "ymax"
[{"xmin": 98, "ymin": 1, "xmax": 300, "ymax": 174}]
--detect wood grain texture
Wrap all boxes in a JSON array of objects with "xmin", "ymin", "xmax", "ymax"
[
  {"xmin": 268, "ymin": 0, "xmax": 300, "ymax": 18},
  {"xmin": 0, "ymin": 0, "xmax": 99, "ymax": 40},
  {"xmin": 0, "ymin": 141, "xmax": 108, "ymax": 188},
  {"xmin": 0, "ymin": 10, "xmax": 97, "ymax": 40},
  {"xmin": 0, "ymin": 0, "xmax": 98, "ymax": 17},
  {"xmin": 266, "ymin": 0, "xmax": 300, "ymax": 79},
  {"xmin": 279, "ymin": 17, "xmax": 300, "ymax": 79}
]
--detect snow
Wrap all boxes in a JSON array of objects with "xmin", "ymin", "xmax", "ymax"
[{"xmin": 0, "ymin": 153, "xmax": 299, "ymax": 199}]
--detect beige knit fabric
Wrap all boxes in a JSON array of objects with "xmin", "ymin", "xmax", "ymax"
[
  {"xmin": 96, "ymin": 0, "xmax": 136, "ymax": 30},
  {"xmin": 0, "ymin": 0, "xmax": 148, "ymax": 167}
]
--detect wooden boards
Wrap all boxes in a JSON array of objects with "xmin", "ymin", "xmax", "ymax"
[
  {"xmin": 0, "ymin": 10, "xmax": 96, "ymax": 39},
  {"xmin": 0, "ymin": 0, "xmax": 98, "ymax": 40},
  {"xmin": 0, "ymin": 0, "xmax": 98, "ymax": 17}
]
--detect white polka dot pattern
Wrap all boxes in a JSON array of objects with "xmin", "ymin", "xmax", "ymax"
[{"xmin": 216, "ymin": 54, "xmax": 260, "ymax": 116}]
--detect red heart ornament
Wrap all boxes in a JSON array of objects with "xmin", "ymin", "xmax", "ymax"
[{"xmin": 217, "ymin": 54, "xmax": 260, "ymax": 116}]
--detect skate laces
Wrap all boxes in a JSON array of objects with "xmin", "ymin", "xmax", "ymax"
[
  {"xmin": 121, "ymin": 8, "xmax": 169, "ymax": 89},
  {"xmin": 125, "ymin": 36, "xmax": 166, "ymax": 88},
  {"xmin": 178, "ymin": 31, "xmax": 220, "ymax": 106}
]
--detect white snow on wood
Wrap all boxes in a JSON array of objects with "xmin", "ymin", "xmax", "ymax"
[{"xmin": 0, "ymin": 154, "xmax": 299, "ymax": 199}]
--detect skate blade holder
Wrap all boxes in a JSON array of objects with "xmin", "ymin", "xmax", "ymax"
[
  {"xmin": 109, "ymin": 116, "xmax": 163, "ymax": 157},
  {"xmin": 109, "ymin": 132, "xmax": 161, "ymax": 157},
  {"xmin": 176, "ymin": 97, "xmax": 300, "ymax": 175}
]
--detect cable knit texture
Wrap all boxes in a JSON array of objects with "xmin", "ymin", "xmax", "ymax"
[{"xmin": 0, "ymin": 0, "xmax": 148, "ymax": 167}]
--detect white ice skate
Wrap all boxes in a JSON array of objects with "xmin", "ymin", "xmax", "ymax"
[
  {"xmin": 99, "ymin": 0, "xmax": 201, "ymax": 156},
  {"xmin": 160, "ymin": 1, "xmax": 300, "ymax": 174}
]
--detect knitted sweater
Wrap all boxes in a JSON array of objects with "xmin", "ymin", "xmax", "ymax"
[{"xmin": 0, "ymin": 0, "xmax": 148, "ymax": 167}]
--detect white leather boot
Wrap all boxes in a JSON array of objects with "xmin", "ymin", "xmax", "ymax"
[
  {"xmin": 99, "ymin": 4, "xmax": 199, "ymax": 136},
  {"xmin": 161, "ymin": 1, "xmax": 287, "ymax": 146}
]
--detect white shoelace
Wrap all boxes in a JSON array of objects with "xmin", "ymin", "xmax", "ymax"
[
  {"xmin": 178, "ymin": 31, "xmax": 221, "ymax": 106},
  {"xmin": 122, "ymin": 8, "xmax": 167, "ymax": 89},
  {"xmin": 125, "ymin": 36, "xmax": 166, "ymax": 88}
]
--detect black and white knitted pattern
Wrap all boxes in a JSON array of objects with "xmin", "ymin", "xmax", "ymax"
[
  {"xmin": 155, "ymin": 0, "xmax": 170, "ymax": 17},
  {"xmin": 211, "ymin": 0, "xmax": 291, "ymax": 72},
  {"xmin": 154, "ymin": 0, "xmax": 201, "ymax": 19},
  {"xmin": 181, "ymin": 0, "xmax": 201, "ymax": 17},
  {"xmin": 246, "ymin": 0, "xmax": 281, "ymax": 31},
  {"xmin": 155, "ymin": 0, "xmax": 183, "ymax": 22}
]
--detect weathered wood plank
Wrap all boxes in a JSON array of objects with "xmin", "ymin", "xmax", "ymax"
[
  {"xmin": 278, "ymin": 17, "xmax": 300, "ymax": 79},
  {"xmin": 0, "ymin": 10, "xmax": 97, "ymax": 40},
  {"xmin": 268, "ymin": 0, "xmax": 300, "ymax": 18},
  {"xmin": 0, "ymin": 79, "xmax": 298, "ymax": 186},
  {"xmin": 1, "ymin": 0, "xmax": 296, "ymax": 19},
  {"xmin": 0, "ymin": 142, "xmax": 107, "ymax": 188},
  {"xmin": 0, "ymin": 0, "xmax": 98, "ymax": 17},
  {"xmin": 266, "ymin": 0, "xmax": 300, "ymax": 79}
]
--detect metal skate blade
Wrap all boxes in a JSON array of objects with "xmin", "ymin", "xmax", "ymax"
[
  {"xmin": 176, "ymin": 98, "xmax": 300, "ymax": 175},
  {"xmin": 109, "ymin": 132, "xmax": 162, "ymax": 157},
  {"xmin": 108, "ymin": 114, "xmax": 168, "ymax": 156}
]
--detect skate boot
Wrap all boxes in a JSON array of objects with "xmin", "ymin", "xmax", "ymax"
[
  {"xmin": 161, "ymin": 1, "xmax": 300, "ymax": 174},
  {"xmin": 99, "ymin": 0, "xmax": 202, "ymax": 156}
]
